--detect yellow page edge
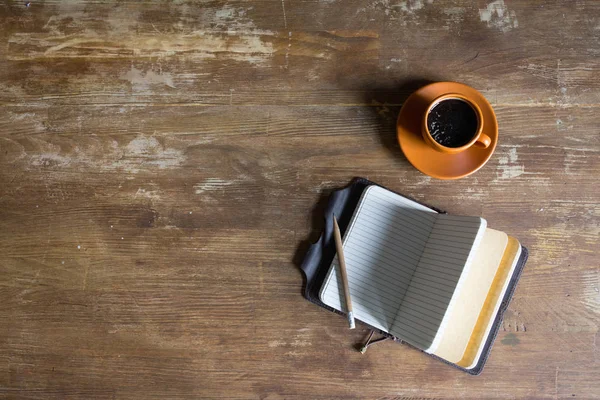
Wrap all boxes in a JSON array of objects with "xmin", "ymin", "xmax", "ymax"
[{"xmin": 457, "ymin": 236, "xmax": 522, "ymax": 369}]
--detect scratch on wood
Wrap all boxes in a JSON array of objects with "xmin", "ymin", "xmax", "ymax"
[
  {"xmin": 259, "ymin": 262, "xmax": 264, "ymax": 295},
  {"xmin": 463, "ymin": 51, "xmax": 480, "ymax": 65},
  {"xmin": 43, "ymin": 37, "xmax": 105, "ymax": 56},
  {"xmin": 281, "ymin": 0, "xmax": 288, "ymax": 28},
  {"xmin": 82, "ymin": 262, "xmax": 89, "ymax": 290},
  {"xmin": 555, "ymin": 366, "xmax": 559, "ymax": 399}
]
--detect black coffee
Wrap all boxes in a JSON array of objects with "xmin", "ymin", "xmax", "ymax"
[{"xmin": 427, "ymin": 99, "xmax": 478, "ymax": 148}]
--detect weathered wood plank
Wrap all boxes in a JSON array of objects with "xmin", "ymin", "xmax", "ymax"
[
  {"xmin": 1, "ymin": 0, "xmax": 599, "ymax": 398},
  {"xmin": 1, "ymin": 1, "xmax": 599, "ymax": 105}
]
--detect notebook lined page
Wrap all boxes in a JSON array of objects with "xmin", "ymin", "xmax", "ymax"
[
  {"xmin": 320, "ymin": 185, "xmax": 437, "ymax": 332},
  {"xmin": 390, "ymin": 215, "xmax": 485, "ymax": 350}
]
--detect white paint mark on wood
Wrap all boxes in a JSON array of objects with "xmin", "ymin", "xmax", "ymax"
[
  {"xmin": 23, "ymin": 135, "xmax": 186, "ymax": 173},
  {"xmin": 120, "ymin": 66, "xmax": 176, "ymax": 91},
  {"xmin": 9, "ymin": 112, "xmax": 37, "ymax": 121},
  {"xmin": 268, "ymin": 333, "xmax": 312, "ymax": 348},
  {"xmin": 291, "ymin": 338, "xmax": 312, "ymax": 347},
  {"xmin": 395, "ymin": 0, "xmax": 425, "ymax": 13},
  {"xmin": 194, "ymin": 178, "xmax": 235, "ymax": 194},
  {"xmin": 565, "ymin": 136, "xmax": 586, "ymax": 144},
  {"xmin": 9, "ymin": 31, "xmax": 275, "ymax": 65},
  {"xmin": 362, "ymin": 0, "xmax": 433, "ymax": 21},
  {"xmin": 215, "ymin": 6, "xmax": 238, "ymax": 21},
  {"xmin": 564, "ymin": 152, "xmax": 588, "ymax": 176},
  {"xmin": 441, "ymin": 6, "xmax": 466, "ymax": 26},
  {"xmin": 291, "ymin": 330, "xmax": 312, "ymax": 347},
  {"xmin": 213, "ymin": 5, "xmax": 262, "ymax": 32},
  {"xmin": 581, "ymin": 269, "xmax": 600, "ymax": 316},
  {"xmin": 414, "ymin": 175, "xmax": 431, "ymax": 186},
  {"xmin": 285, "ymin": 31, "xmax": 292, "ymax": 69},
  {"xmin": 497, "ymin": 147, "xmax": 524, "ymax": 179},
  {"xmin": 479, "ymin": 0, "xmax": 518, "ymax": 32},
  {"xmin": 134, "ymin": 188, "xmax": 161, "ymax": 200},
  {"xmin": 459, "ymin": 186, "xmax": 485, "ymax": 200},
  {"xmin": 114, "ymin": 135, "xmax": 185, "ymax": 173},
  {"xmin": 29, "ymin": 153, "xmax": 72, "ymax": 168},
  {"xmin": 43, "ymin": 3, "xmax": 141, "ymax": 36},
  {"xmin": 499, "ymin": 144, "xmax": 597, "ymax": 153}
]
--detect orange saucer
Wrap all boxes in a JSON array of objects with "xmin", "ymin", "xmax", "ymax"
[{"xmin": 397, "ymin": 82, "xmax": 498, "ymax": 180}]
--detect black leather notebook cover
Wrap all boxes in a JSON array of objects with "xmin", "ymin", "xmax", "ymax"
[{"xmin": 299, "ymin": 177, "xmax": 529, "ymax": 375}]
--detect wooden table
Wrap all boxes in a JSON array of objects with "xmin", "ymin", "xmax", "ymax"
[{"xmin": 1, "ymin": 0, "xmax": 599, "ymax": 398}]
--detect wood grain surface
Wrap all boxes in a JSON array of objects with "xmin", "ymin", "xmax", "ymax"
[{"xmin": 1, "ymin": 0, "xmax": 599, "ymax": 398}]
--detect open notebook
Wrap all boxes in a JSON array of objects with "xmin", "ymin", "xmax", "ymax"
[{"xmin": 319, "ymin": 185, "xmax": 523, "ymax": 370}]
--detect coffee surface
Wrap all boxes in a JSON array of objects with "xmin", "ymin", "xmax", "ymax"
[{"xmin": 427, "ymin": 99, "xmax": 478, "ymax": 148}]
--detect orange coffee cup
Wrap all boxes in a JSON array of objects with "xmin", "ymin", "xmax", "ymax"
[{"xmin": 422, "ymin": 93, "xmax": 491, "ymax": 154}]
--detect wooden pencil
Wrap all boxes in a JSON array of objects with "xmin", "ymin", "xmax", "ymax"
[{"xmin": 332, "ymin": 215, "xmax": 355, "ymax": 329}]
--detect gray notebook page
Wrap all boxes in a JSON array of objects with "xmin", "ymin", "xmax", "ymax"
[
  {"xmin": 389, "ymin": 215, "xmax": 485, "ymax": 350},
  {"xmin": 320, "ymin": 185, "xmax": 437, "ymax": 332}
]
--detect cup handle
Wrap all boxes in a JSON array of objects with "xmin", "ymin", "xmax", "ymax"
[{"xmin": 474, "ymin": 133, "xmax": 491, "ymax": 149}]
